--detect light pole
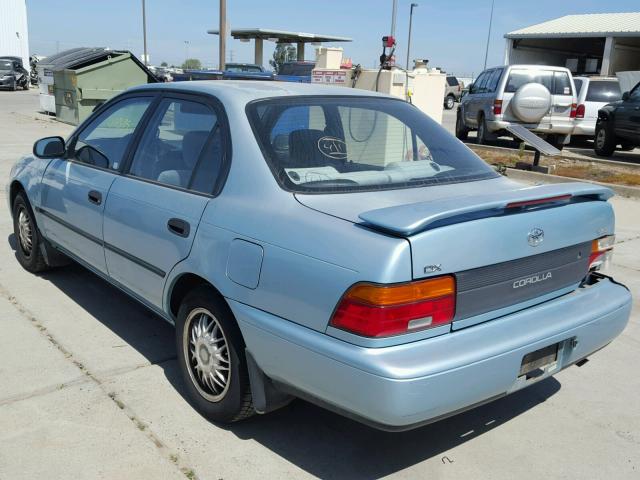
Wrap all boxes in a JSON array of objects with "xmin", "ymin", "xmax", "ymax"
[
  {"xmin": 219, "ymin": 0, "xmax": 226, "ymax": 71},
  {"xmin": 406, "ymin": 3, "xmax": 418, "ymax": 70},
  {"xmin": 184, "ymin": 40, "xmax": 190, "ymax": 60},
  {"xmin": 483, "ymin": 0, "xmax": 495, "ymax": 70},
  {"xmin": 390, "ymin": 0, "xmax": 398, "ymax": 38},
  {"xmin": 142, "ymin": 0, "xmax": 148, "ymax": 65}
]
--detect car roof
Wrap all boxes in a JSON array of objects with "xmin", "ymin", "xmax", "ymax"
[{"xmin": 128, "ymin": 80, "xmax": 393, "ymax": 107}]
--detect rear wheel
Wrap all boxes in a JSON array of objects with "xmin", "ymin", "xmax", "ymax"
[
  {"xmin": 444, "ymin": 95, "xmax": 455, "ymax": 110},
  {"xmin": 455, "ymin": 110, "xmax": 469, "ymax": 141},
  {"xmin": 12, "ymin": 192, "xmax": 49, "ymax": 273},
  {"xmin": 476, "ymin": 115, "xmax": 489, "ymax": 145},
  {"xmin": 594, "ymin": 123, "xmax": 616, "ymax": 157},
  {"xmin": 547, "ymin": 134, "xmax": 566, "ymax": 151},
  {"xmin": 176, "ymin": 287, "xmax": 254, "ymax": 423}
]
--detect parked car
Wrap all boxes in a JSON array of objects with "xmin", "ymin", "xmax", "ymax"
[
  {"xmin": 275, "ymin": 61, "xmax": 315, "ymax": 83},
  {"xmin": 9, "ymin": 81, "xmax": 631, "ymax": 430},
  {"xmin": 594, "ymin": 81, "xmax": 640, "ymax": 157},
  {"xmin": 0, "ymin": 57, "xmax": 29, "ymax": 90},
  {"xmin": 444, "ymin": 75, "xmax": 462, "ymax": 110},
  {"xmin": 573, "ymin": 76, "xmax": 621, "ymax": 140},
  {"xmin": 456, "ymin": 65, "xmax": 577, "ymax": 149}
]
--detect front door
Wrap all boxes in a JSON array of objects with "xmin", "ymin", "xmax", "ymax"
[
  {"xmin": 615, "ymin": 85, "xmax": 640, "ymax": 141},
  {"xmin": 102, "ymin": 95, "xmax": 227, "ymax": 308},
  {"xmin": 39, "ymin": 96, "xmax": 154, "ymax": 274}
]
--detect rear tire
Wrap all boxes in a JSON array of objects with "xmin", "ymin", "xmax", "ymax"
[
  {"xmin": 444, "ymin": 95, "xmax": 455, "ymax": 110},
  {"xmin": 176, "ymin": 287, "xmax": 254, "ymax": 423},
  {"xmin": 12, "ymin": 192, "xmax": 49, "ymax": 273},
  {"xmin": 455, "ymin": 110, "xmax": 469, "ymax": 141},
  {"xmin": 594, "ymin": 122, "xmax": 616, "ymax": 157},
  {"xmin": 476, "ymin": 115, "xmax": 489, "ymax": 145}
]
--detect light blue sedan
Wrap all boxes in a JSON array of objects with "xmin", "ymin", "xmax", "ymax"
[{"xmin": 8, "ymin": 81, "xmax": 632, "ymax": 430}]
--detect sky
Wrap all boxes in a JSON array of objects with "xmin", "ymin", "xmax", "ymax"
[{"xmin": 26, "ymin": 0, "xmax": 640, "ymax": 76}]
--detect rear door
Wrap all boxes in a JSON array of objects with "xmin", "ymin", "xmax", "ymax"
[{"xmin": 102, "ymin": 93, "xmax": 228, "ymax": 308}]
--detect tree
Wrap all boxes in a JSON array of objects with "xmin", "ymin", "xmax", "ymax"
[
  {"xmin": 160, "ymin": 61, "xmax": 168, "ymax": 67},
  {"xmin": 269, "ymin": 44, "xmax": 297, "ymax": 73},
  {"xmin": 181, "ymin": 58, "xmax": 202, "ymax": 70}
]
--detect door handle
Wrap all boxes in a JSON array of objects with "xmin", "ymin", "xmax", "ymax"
[
  {"xmin": 88, "ymin": 190, "xmax": 102, "ymax": 205},
  {"xmin": 167, "ymin": 218, "xmax": 190, "ymax": 238}
]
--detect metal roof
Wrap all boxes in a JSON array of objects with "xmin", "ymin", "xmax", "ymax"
[
  {"xmin": 207, "ymin": 28, "xmax": 351, "ymax": 43},
  {"xmin": 505, "ymin": 12, "xmax": 640, "ymax": 39}
]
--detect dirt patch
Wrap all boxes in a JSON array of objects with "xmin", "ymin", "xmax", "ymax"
[{"xmin": 469, "ymin": 145, "xmax": 640, "ymax": 187}]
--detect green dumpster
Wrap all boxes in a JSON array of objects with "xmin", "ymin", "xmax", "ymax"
[{"xmin": 54, "ymin": 52, "xmax": 152, "ymax": 125}]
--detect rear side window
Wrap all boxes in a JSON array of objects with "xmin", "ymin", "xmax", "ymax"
[
  {"xmin": 504, "ymin": 70, "xmax": 553, "ymax": 93},
  {"xmin": 574, "ymin": 79, "xmax": 584, "ymax": 96},
  {"xmin": 553, "ymin": 72, "xmax": 572, "ymax": 95},
  {"xmin": 128, "ymin": 98, "xmax": 223, "ymax": 194},
  {"xmin": 247, "ymin": 96, "xmax": 498, "ymax": 193},
  {"xmin": 446, "ymin": 77, "xmax": 459, "ymax": 87},
  {"xmin": 586, "ymin": 81, "xmax": 621, "ymax": 103}
]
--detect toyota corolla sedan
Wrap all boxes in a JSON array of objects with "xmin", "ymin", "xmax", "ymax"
[{"xmin": 8, "ymin": 81, "xmax": 631, "ymax": 430}]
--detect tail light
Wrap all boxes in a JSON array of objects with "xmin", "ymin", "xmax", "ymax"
[
  {"xmin": 329, "ymin": 276, "xmax": 456, "ymax": 337},
  {"xmin": 589, "ymin": 235, "xmax": 615, "ymax": 272},
  {"xmin": 493, "ymin": 99, "xmax": 503, "ymax": 115},
  {"xmin": 570, "ymin": 103, "xmax": 578, "ymax": 118},
  {"xmin": 575, "ymin": 104, "xmax": 585, "ymax": 119}
]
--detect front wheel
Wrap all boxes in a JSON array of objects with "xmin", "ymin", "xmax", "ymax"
[
  {"xmin": 12, "ymin": 192, "xmax": 49, "ymax": 273},
  {"xmin": 176, "ymin": 287, "xmax": 254, "ymax": 423},
  {"xmin": 594, "ymin": 123, "xmax": 616, "ymax": 157},
  {"xmin": 476, "ymin": 115, "xmax": 489, "ymax": 145}
]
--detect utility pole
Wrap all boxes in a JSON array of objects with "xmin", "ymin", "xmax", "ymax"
[
  {"xmin": 483, "ymin": 0, "xmax": 495, "ymax": 70},
  {"xmin": 184, "ymin": 40, "xmax": 190, "ymax": 60},
  {"xmin": 142, "ymin": 0, "xmax": 148, "ymax": 65},
  {"xmin": 219, "ymin": 0, "xmax": 226, "ymax": 71},
  {"xmin": 390, "ymin": 0, "xmax": 398, "ymax": 38},
  {"xmin": 406, "ymin": 3, "xmax": 418, "ymax": 70}
]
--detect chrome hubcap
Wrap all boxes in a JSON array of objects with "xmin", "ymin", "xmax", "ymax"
[
  {"xmin": 17, "ymin": 209, "xmax": 33, "ymax": 256},
  {"xmin": 183, "ymin": 308, "xmax": 230, "ymax": 402},
  {"xmin": 596, "ymin": 129, "xmax": 606, "ymax": 149}
]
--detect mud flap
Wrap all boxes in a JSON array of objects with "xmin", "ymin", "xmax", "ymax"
[{"xmin": 245, "ymin": 350, "xmax": 294, "ymax": 414}]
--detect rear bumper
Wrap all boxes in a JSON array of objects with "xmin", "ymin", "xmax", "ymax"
[
  {"xmin": 231, "ymin": 277, "xmax": 631, "ymax": 430},
  {"xmin": 573, "ymin": 121, "xmax": 596, "ymax": 136},
  {"xmin": 487, "ymin": 119, "xmax": 574, "ymax": 135}
]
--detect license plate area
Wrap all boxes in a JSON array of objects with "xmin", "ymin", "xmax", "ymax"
[{"xmin": 519, "ymin": 343, "xmax": 559, "ymax": 377}]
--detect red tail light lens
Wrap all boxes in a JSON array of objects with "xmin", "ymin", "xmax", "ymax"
[
  {"xmin": 570, "ymin": 103, "xmax": 578, "ymax": 118},
  {"xmin": 330, "ymin": 276, "xmax": 456, "ymax": 337},
  {"xmin": 575, "ymin": 104, "xmax": 585, "ymax": 119},
  {"xmin": 493, "ymin": 99, "xmax": 503, "ymax": 115}
]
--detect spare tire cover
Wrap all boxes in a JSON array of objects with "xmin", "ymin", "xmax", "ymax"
[{"xmin": 510, "ymin": 82, "xmax": 552, "ymax": 123}]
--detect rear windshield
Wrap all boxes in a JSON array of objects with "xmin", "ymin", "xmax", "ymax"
[
  {"xmin": 446, "ymin": 77, "xmax": 459, "ymax": 86},
  {"xmin": 586, "ymin": 80, "xmax": 621, "ymax": 103},
  {"xmin": 247, "ymin": 96, "xmax": 498, "ymax": 193}
]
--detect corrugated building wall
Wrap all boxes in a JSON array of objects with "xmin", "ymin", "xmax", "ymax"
[{"xmin": 0, "ymin": 0, "xmax": 30, "ymax": 68}]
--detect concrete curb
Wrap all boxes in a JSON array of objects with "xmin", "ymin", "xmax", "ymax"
[{"xmin": 504, "ymin": 168, "xmax": 640, "ymax": 199}]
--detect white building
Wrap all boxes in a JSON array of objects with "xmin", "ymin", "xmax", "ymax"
[
  {"xmin": 504, "ymin": 12, "xmax": 640, "ymax": 76},
  {"xmin": 0, "ymin": 0, "xmax": 30, "ymax": 68}
]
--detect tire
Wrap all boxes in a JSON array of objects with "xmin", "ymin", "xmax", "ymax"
[
  {"xmin": 12, "ymin": 192, "xmax": 49, "ymax": 273},
  {"xmin": 11, "ymin": 78, "xmax": 17, "ymax": 91},
  {"xmin": 455, "ymin": 110, "xmax": 469, "ymax": 141},
  {"xmin": 476, "ymin": 115, "xmax": 489, "ymax": 145},
  {"xmin": 444, "ymin": 95, "xmax": 455, "ymax": 110},
  {"xmin": 547, "ymin": 134, "xmax": 566, "ymax": 151},
  {"xmin": 176, "ymin": 287, "xmax": 254, "ymax": 423},
  {"xmin": 594, "ymin": 122, "xmax": 616, "ymax": 157}
]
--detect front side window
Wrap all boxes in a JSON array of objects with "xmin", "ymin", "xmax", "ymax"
[
  {"xmin": 128, "ymin": 98, "xmax": 222, "ymax": 194},
  {"xmin": 73, "ymin": 97, "xmax": 152, "ymax": 170},
  {"xmin": 248, "ymin": 96, "xmax": 498, "ymax": 193},
  {"xmin": 446, "ymin": 77, "xmax": 459, "ymax": 87}
]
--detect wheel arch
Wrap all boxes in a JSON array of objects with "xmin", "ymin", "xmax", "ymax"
[
  {"xmin": 9, "ymin": 180, "xmax": 26, "ymax": 215},
  {"xmin": 167, "ymin": 272, "xmax": 226, "ymax": 321}
]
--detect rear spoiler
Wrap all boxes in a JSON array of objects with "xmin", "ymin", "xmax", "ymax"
[{"xmin": 358, "ymin": 182, "xmax": 613, "ymax": 236}]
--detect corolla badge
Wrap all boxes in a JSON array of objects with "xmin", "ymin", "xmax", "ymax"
[
  {"xmin": 317, "ymin": 136, "xmax": 347, "ymax": 160},
  {"xmin": 527, "ymin": 227, "xmax": 544, "ymax": 247}
]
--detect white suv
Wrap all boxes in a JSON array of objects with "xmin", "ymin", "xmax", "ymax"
[
  {"xmin": 456, "ymin": 65, "xmax": 577, "ymax": 149},
  {"xmin": 572, "ymin": 76, "xmax": 621, "ymax": 139}
]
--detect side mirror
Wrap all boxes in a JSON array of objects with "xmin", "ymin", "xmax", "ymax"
[
  {"xmin": 33, "ymin": 136, "xmax": 65, "ymax": 158},
  {"xmin": 622, "ymin": 91, "xmax": 630, "ymax": 101}
]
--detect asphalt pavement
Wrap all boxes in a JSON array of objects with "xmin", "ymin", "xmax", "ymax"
[{"xmin": 0, "ymin": 90, "xmax": 638, "ymax": 480}]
